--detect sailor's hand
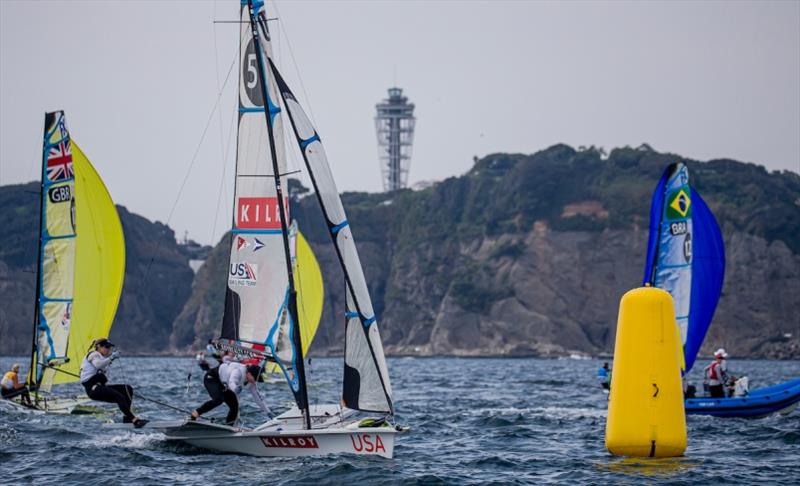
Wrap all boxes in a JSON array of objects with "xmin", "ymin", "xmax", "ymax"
[{"xmin": 110, "ymin": 351, "xmax": 121, "ymax": 361}]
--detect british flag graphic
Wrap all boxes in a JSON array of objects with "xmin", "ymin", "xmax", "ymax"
[{"xmin": 46, "ymin": 137, "xmax": 73, "ymax": 182}]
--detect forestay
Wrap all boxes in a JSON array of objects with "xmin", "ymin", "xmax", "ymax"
[
  {"xmin": 269, "ymin": 60, "xmax": 394, "ymax": 414},
  {"xmin": 643, "ymin": 162, "xmax": 725, "ymax": 373}
]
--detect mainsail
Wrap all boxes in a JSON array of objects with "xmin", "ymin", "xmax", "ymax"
[
  {"xmin": 643, "ymin": 162, "xmax": 725, "ymax": 373},
  {"xmin": 29, "ymin": 111, "xmax": 125, "ymax": 392},
  {"xmin": 220, "ymin": 0, "xmax": 309, "ymax": 414},
  {"xmin": 219, "ymin": 0, "xmax": 393, "ymax": 421},
  {"xmin": 269, "ymin": 59, "xmax": 394, "ymax": 414}
]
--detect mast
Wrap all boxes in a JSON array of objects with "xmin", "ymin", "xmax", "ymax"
[
  {"xmin": 246, "ymin": 0, "xmax": 311, "ymax": 430},
  {"xmin": 28, "ymin": 113, "xmax": 50, "ymax": 392}
]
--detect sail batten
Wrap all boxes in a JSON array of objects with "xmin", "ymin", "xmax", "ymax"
[{"xmin": 643, "ymin": 163, "xmax": 725, "ymax": 373}]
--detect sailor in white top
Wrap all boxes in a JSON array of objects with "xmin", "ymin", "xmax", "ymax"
[
  {"xmin": 218, "ymin": 362, "xmax": 272, "ymax": 421},
  {"xmin": 79, "ymin": 338, "xmax": 148, "ymax": 427}
]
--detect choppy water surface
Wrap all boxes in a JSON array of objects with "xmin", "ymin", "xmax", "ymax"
[{"xmin": 1, "ymin": 356, "xmax": 798, "ymax": 485}]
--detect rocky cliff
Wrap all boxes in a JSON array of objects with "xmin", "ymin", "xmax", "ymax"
[{"xmin": 170, "ymin": 145, "xmax": 800, "ymax": 359}]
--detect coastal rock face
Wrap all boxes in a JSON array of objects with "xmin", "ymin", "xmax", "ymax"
[
  {"xmin": 3, "ymin": 145, "xmax": 799, "ymax": 359},
  {"xmin": 0, "ymin": 182, "xmax": 193, "ymax": 355},
  {"xmin": 171, "ymin": 145, "xmax": 800, "ymax": 359}
]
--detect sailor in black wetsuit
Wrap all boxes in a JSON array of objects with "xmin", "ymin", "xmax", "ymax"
[
  {"xmin": 189, "ymin": 349, "xmax": 239, "ymax": 424},
  {"xmin": 79, "ymin": 338, "xmax": 147, "ymax": 428}
]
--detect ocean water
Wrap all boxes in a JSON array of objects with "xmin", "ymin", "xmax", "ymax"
[{"xmin": 0, "ymin": 356, "xmax": 798, "ymax": 485}]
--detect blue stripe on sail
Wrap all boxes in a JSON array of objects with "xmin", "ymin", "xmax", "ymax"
[
  {"xmin": 265, "ymin": 289, "xmax": 301, "ymax": 393},
  {"xmin": 331, "ymin": 220, "xmax": 349, "ymax": 234},
  {"xmin": 299, "ymin": 134, "xmax": 319, "ymax": 150},
  {"xmin": 44, "ymin": 137, "xmax": 69, "ymax": 149},
  {"xmin": 363, "ymin": 316, "xmax": 376, "ymax": 327},
  {"xmin": 232, "ymin": 229, "xmax": 282, "ymax": 235},
  {"xmin": 42, "ymin": 177, "xmax": 74, "ymax": 188},
  {"xmin": 345, "ymin": 311, "xmax": 359, "ymax": 319},
  {"xmin": 42, "ymin": 234, "xmax": 76, "ymax": 241},
  {"xmin": 239, "ymin": 107, "xmax": 264, "ymax": 113},
  {"xmin": 38, "ymin": 318, "xmax": 57, "ymax": 362},
  {"xmin": 268, "ymin": 104, "xmax": 281, "ymax": 125},
  {"xmin": 40, "ymin": 298, "xmax": 73, "ymax": 303},
  {"xmin": 676, "ymin": 315, "xmax": 689, "ymax": 320}
]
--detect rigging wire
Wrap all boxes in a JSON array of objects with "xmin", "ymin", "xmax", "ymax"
[
  {"xmin": 139, "ymin": 49, "xmax": 237, "ymax": 283},
  {"xmin": 38, "ymin": 361, "xmax": 194, "ymax": 416},
  {"xmin": 270, "ymin": 0, "xmax": 318, "ymax": 127},
  {"xmin": 210, "ymin": 0, "xmax": 235, "ymax": 245},
  {"xmin": 210, "ymin": 105, "xmax": 238, "ymax": 245},
  {"xmin": 163, "ymin": 53, "xmax": 236, "ymax": 229}
]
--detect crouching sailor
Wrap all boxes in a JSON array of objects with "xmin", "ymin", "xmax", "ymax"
[
  {"xmin": 190, "ymin": 359, "xmax": 271, "ymax": 426},
  {"xmin": 1, "ymin": 363, "xmax": 33, "ymax": 406},
  {"xmin": 189, "ymin": 350, "xmax": 237, "ymax": 424},
  {"xmin": 80, "ymin": 338, "xmax": 148, "ymax": 428}
]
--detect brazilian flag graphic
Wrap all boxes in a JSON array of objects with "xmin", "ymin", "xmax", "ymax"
[{"xmin": 666, "ymin": 187, "xmax": 692, "ymax": 220}]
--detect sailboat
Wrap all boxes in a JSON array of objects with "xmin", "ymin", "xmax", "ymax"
[
  {"xmin": 644, "ymin": 162, "xmax": 800, "ymax": 417},
  {"xmin": 149, "ymin": 0, "xmax": 406, "ymax": 457},
  {"xmin": 5, "ymin": 111, "xmax": 126, "ymax": 414}
]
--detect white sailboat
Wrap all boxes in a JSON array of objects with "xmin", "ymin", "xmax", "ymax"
[{"xmin": 149, "ymin": 0, "xmax": 405, "ymax": 458}]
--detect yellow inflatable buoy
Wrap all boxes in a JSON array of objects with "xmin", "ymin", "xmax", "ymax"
[{"xmin": 605, "ymin": 287, "xmax": 687, "ymax": 457}]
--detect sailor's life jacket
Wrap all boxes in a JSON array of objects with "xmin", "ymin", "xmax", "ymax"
[
  {"xmin": 706, "ymin": 360, "xmax": 727, "ymax": 386},
  {"xmin": 80, "ymin": 351, "xmax": 111, "ymax": 389},
  {"xmin": 1, "ymin": 371, "xmax": 18, "ymax": 390}
]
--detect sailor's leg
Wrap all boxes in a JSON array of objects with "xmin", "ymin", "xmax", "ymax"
[
  {"xmin": 21, "ymin": 388, "xmax": 32, "ymax": 406},
  {"xmin": 223, "ymin": 390, "xmax": 239, "ymax": 425},
  {"xmin": 107, "ymin": 384, "xmax": 134, "ymax": 408},
  {"xmin": 195, "ymin": 377, "xmax": 224, "ymax": 415},
  {"xmin": 88, "ymin": 384, "xmax": 136, "ymax": 422}
]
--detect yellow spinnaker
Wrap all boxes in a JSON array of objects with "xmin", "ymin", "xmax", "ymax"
[
  {"xmin": 48, "ymin": 142, "xmax": 125, "ymax": 385},
  {"xmin": 266, "ymin": 229, "xmax": 323, "ymax": 374}
]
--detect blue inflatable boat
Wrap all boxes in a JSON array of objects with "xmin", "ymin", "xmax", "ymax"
[{"xmin": 685, "ymin": 378, "xmax": 800, "ymax": 418}]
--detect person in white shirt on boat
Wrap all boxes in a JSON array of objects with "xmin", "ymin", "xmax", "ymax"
[
  {"xmin": 704, "ymin": 348, "xmax": 729, "ymax": 398},
  {"xmin": 79, "ymin": 338, "xmax": 148, "ymax": 428},
  {"xmin": 190, "ymin": 358, "xmax": 271, "ymax": 426},
  {"xmin": 189, "ymin": 350, "xmax": 236, "ymax": 424},
  {"xmin": 1, "ymin": 363, "xmax": 33, "ymax": 406}
]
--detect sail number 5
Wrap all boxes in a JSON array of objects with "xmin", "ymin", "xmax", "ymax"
[{"xmin": 246, "ymin": 53, "xmax": 258, "ymax": 89}]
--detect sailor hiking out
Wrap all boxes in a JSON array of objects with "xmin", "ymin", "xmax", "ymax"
[{"xmin": 80, "ymin": 338, "xmax": 147, "ymax": 427}]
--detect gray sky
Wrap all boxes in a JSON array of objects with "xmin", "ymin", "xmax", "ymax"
[{"xmin": 1, "ymin": 0, "xmax": 798, "ymax": 246}]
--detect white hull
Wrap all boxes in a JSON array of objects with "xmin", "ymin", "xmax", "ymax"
[{"xmin": 150, "ymin": 404, "xmax": 403, "ymax": 458}]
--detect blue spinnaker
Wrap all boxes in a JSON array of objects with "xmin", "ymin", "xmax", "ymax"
[{"xmin": 643, "ymin": 163, "xmax": 725, "ymax": 372}]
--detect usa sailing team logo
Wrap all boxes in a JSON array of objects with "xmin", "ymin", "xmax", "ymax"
[{"xmin": 229, "ymin": 262, "xmax": 258, "ymax": 286}]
